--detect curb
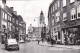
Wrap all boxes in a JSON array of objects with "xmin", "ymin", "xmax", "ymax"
[
  {"xmin": 53, "ymin": 45, "xmax": 80, "ymax": 50},
  {"xmin": 39, "ymin": 44, "xmax": 52, "ymax": 47},
  {"xmin": 39, "ymin": 43, "xmax": 80, "ymax": 50}
]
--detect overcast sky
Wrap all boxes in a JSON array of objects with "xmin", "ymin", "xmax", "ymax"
[{"xmin": 0, "ymin": 0, "xmax": 52, "ymax": 33}]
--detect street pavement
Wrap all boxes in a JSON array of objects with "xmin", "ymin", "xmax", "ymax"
[
  {"xmin": 0, "ymin": 41, "xmax": 80, "ymax": 53},
  {"xmin": 39, "ymin": 41, "xmax": 80, "ymax": 50}
]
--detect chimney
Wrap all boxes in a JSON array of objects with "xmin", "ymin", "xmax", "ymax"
[
  {"xmin": 10, "ymin": 7, "xmax": 14, "ymax": 11},
  {"xmin": 14, "ymin": 11, "xmax": 17, "ymax": 15},
  {"xmin": 2, "ymin": 0, "xmax": 6, "ymax": 4}
]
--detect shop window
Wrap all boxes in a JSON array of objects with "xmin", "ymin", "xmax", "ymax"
[
  {"xmin": 70, "ymin": 8, "xmax": 76, "ymax": 20},
  {"xmin": 58, "ymin": 31, "xmax": 60, "ymax": 39}
]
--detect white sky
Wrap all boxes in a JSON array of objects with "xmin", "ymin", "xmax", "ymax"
[{"xmin": 0, "ymin": 0, "xmax": 52, "ymax": 33}]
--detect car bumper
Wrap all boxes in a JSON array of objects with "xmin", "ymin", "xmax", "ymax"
[{"xmin": 8, "ymin": 46, "xmax": 19, "ymax": 49}]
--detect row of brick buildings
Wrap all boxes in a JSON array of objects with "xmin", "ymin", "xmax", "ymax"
[
  {"xmin": 0, "ymin": 0, "xmax": 26, "ymax": 44},
  {"xmin": 48, "ymin": 0, "xmax": 80, "ymax": 45}
]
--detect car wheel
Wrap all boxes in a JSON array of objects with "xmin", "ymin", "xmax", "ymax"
[
  {"xmin": 5, "ymin": 45, "xmax": 7, "ymax": 50},
  {"xmin": 5, "ymin": 47, "xmax": 7, "ymax": 50},
  {"xmin": 17, "ymin": 47, "xmax": 19, "ymax": 50},
  {"xmin": 6, "ymin": 48, "xmax": 9, "ymax": 50}
]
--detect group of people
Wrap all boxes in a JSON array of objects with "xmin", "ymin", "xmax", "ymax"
[{"xmin": 64, "ymin": 32, "xmax": 78, "ymax": 45}]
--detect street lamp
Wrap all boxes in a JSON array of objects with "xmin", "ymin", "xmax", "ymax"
[{"xmin": 34, "ymin": 17, "xmax": 40, "ymax": 38}]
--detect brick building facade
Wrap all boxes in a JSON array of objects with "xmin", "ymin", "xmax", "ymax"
[
  {"xmin": 48, "ymin": 0, "xmax": 80, "ymax": 44},
  {"xmin": 0, "ymin": 1, "xmax": 26, "ymax": 43}
]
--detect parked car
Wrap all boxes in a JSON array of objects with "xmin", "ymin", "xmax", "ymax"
[
  {"xmin": 5, "ymin": 38, "xmax": 19, "ymax": 50},
  {"xmin": 26, "ymin": 38, "xmax": 30, "ymax": 42},
  {"xmin": 19, "ymin": 39, "xmax": 25, "ymax": 43}
]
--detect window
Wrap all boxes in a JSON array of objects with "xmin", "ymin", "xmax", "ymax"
[
  {"xmin": 63, "ymin": 12, "xmax": 67, "ymax": 21},
  {"xmin": 54, "ymin": 28, "xmax": 56, "ymax": 32},
  {"xmin": 10, "ymin": 23, "xmax": 12, "ymax": 31},
  {"xmin": 12, "ymin": 26, "xmax": 15, "ymax": 31},
  {"xmin": 5, "ymin": 13, "xmax": 7, "ymax": 19},
  {"xmin": 70, "ymin": 0, "xmax": 75, "ymax": 3},
  {"xmin": 55, "ymin": 11, "xmax": 60, "ymax": 22},
  {"xmin": 63, "ymin": 0, "xmax": 66, "ymax": 7},
  {"xmin": 8, "ymin": 15, "xmax": 10, "ymax": 20},
  {"xmin": 55, "ymin": 2, "xmax": 57, "ymax": 10},
  {"xmin": 2, "ymin": 21, "xmax": 7, "ymax": 28},
  {"xmin": 53, "ymin": 5, "xmax": 54, "ymax": 12},
  {"xmin": 2, "ymin": 11, "xmax": 5, "ymax": 18},
  {"xmin": 77, "ymin": 5, "xmax": 80, "ymax": 19},
  {"xmin": 10, "ymin": 16, "xmax": 11, "ymax": 21},
  {"xmin": 16, "ymin": 20, "xmax": 18, "ymax": 24},
  {"xmin": 8, "ymin": 22, "xmax": 10, "ymax": 31},
  {"xmin": 51, "ymin": 29, "xmax": 53, "ymax": 36},
  {"xmin": 12, "ymin": 18, "xmax": 15, "ymax": 23},
  {"xmin": 52, "ymin": 19, "xmax": 54, "ymax": 26},
  {"xmin": 16, "ymin": 27, "xmax": 18, "ymax": 31},
  {"xmin": 8, "ymin": 15, "xmax": 11, "ymax": 21},
  {"xmin": 57, "ymin": 26, "xmax": 59, "ymax": 31},
  {"xmin": 51, "ymin": 7, "xmax": 53, "ymax": 14},
  {"xmin": 71, "ymin": 8, "xmax": 76, "ymax": 20},
  {"xmin": 23, "ymin": 24, "xmax": 26, "ymax": 28},
  {"xmin": 57, "ymin": 0, "xmax": 60, "ymax": 8}
]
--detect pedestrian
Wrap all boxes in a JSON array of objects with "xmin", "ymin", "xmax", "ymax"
[
  {"xmin": 69, "ymin": 33, "xmax": 73, "ymax": 44},
  {"xmin": 50, "ymin": 38, "xmax": 54, "ymax": 46},
  {"xmin": 38, "ymin": 39, "xmax": 40, "ymax": 44},
  {"xmin": 64, "ymin": 34, "xmax": 68, "ymax": 45}
]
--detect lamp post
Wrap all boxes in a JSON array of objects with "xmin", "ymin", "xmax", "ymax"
[{"xmin": 34, "ymin": 17, "xmax": 40, "ymax": 38}]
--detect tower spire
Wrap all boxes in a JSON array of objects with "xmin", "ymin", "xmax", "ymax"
[{"xmin": 41, "ymin": 8, "xmax": 42, "ymax": 11}]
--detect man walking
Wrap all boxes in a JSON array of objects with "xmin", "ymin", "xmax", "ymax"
[{"xmin": 38, "ymin": 39, "xmax": 40, "ymax": 44}]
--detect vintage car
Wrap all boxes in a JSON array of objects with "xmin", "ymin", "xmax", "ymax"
[
  {"xmin": 19, "ymin": 39, "xmax": 25, "ymax": 43},
  {"xmin": 5, "ymin": 38, "xmax": 19, "ymax": 50}
]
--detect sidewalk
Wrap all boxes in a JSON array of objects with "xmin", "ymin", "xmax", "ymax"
[
  {"xmin": 39, "ymin": 41, "xmax": 80, "ymax": 50},
  {"xmin": 0, "ymin": 44, "xmax": 5, "ymax": 53}
]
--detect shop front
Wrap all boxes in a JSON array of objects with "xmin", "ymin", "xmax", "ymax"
[
  {"xmin": 62, "ymin": 27, "xmax": 80, "ymax": 45},
  {"xmin": 52, "ymin": 25, "xmax": 61, "ymax": 44}
]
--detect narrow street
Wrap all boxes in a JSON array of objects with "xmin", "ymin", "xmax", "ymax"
[{"xmin": 0, "ymin": 41, "xmax": 80, "ymax": 53}]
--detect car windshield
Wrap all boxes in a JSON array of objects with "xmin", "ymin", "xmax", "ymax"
[{"xmin": 8, "ymin": 39, "xmax": 17, "ymax": 44}]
